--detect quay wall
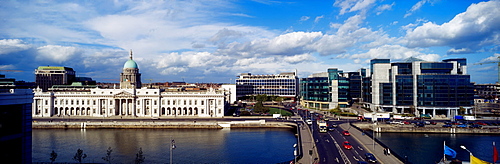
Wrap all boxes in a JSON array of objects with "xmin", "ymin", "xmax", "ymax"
[
  {"xmin": 32, "ymin": 121, "xmax": 296, "ymax": 129},
  {"xmin": 353, "ymin": 123, "xmax": 500, "ymax": 134}
]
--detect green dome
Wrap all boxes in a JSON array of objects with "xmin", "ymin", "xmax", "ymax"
[{"xmin": 124, "ymin": 59, "xmax": 138, "ymax": 69}]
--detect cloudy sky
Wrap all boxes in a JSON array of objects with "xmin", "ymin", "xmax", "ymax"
[{"xmin": 1, "ymin": 0, "xmax": 499, "ymax": 84}]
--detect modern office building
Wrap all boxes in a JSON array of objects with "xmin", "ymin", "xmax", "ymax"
[
  {"xmin": 35, "ymin": 66, "xmax": 76, "ymax": 91},
  {"xmin": 235, "ymin": 71, "xmax": 299, "ymax": 100},
  {"xmin": 367, "ymin": 58, "xmax": 474, "ymax": 117},
  {"xmin": 33, "ymin": 51, "xmax": 230, "ymax": 118},
  {"xmin": 300, "ymin": 68, "xmax": 365, "ymax": 109},
  {"xmin": 0, "ymin": 74, "xmax": 33, "ymax": 163}
]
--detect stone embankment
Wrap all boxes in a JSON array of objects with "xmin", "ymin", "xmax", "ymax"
[
  {"xmin": 32, "ymin": 120, "xmax": 297, "ymax": 129},
  {"xmin": 353, "ymin": 122, "xmax": 500, "ymax": 134}
]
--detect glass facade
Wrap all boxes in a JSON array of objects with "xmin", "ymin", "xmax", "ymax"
[
  {"xmin": 300, "ymin": 77, "xmax": 330, "ymax": 102},
  {"xmin": 417, "ymin": 75, "xmax": 474, "ymax": 107}
]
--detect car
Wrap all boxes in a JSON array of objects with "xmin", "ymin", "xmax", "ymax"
[
  {"xmin": 343, "ymin": 141, "xmax": 353, "ymax": 149},
  {"xmin": 357, "ymin": 161, "xmax": 369, "ymax": 164},
  {"xmin": 328, "ymin": 126, "xmax": 336, "ymax": 131},
  {"xmin": 342, "ymin": 130, "xmax": 351, "ymax": 136},
  {"xmin": 306, "ymin": 119, "xmax": 313, "ymax": 125},
  {"xmin": 365, "ymin": 153, "xmax": 377, "ymax": 163},
  {"xmin": 331, "ymin": 123, "xmax": 338, "ymax": 128},
  {"xmin": 430, "ymin": 121, "xmax": 437, "ymax": 125},
  {"xmin": 469, "ymin": 124, "xmax": 483, "ymax": 128},
  {"xmin": 442, "ymin": 124, "xmax": 453, "ymax": 128},
  {"xmin": 415, "ymin": 123, "xmax": 425, "ymax": 127},
  {"xmin": 457, "ymin": 124, "xmax": 468, "ymax": 128}
]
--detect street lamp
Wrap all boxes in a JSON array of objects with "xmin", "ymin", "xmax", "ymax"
[
  {"xmin": 170, "ymin": 138, "xmax": 176, "ymax": 164},
  {"xmin": 293, "ymin": 144, "xmax": 297, "ymax": 164}
]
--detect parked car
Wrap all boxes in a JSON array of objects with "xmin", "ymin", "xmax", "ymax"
[
  {"xmin": 457, "ymin": 124, "xmax": 468, "ymax": 128},
  {"xmin": 365, "ymin": 153, "xmax": 377, "ymax": 163},
  {"xmin": 430, "ymin": 121, "xmax": 437, "ymax": 125},
  {"xmin": 442, "ymin": 124, "xmax": 453, "ymax": 128},
  {"xmin": 469, "ymin": 124, "xmax": 483, "ymax": 128},
  {"xmin": 415, "ymin": 123, "xmax": 425, "ymax": 127},
  {"xmin": 306, "ymin": 119, "xmax": 313, "ymax": 125},
  {"xmin": 357, "ymin": 161, "xmax": 369, "ymax": 164},
  {"xmin": 342, "ymin": 130, "xmax": 351, "ymax": 136},
  {"xmin": 343, "ymin": 141, "xmax": 353, "ymax": 149}
]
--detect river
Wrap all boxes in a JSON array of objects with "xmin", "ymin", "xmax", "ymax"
[
  {"xmin": 376, "ymin": 133, "xmax": 500, "ymax": 164},
  {"xmin": 32, "ymin": 128, "xmax": 297, "ymax": 163}
]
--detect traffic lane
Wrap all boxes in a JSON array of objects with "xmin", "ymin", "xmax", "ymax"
[
  {"xmin": 314, "ymin": 129, "xmax": 341, "ymax": 164},
  {"xmin": 332, "ymin": 126, "xmax": 370, "ymax": 163}
]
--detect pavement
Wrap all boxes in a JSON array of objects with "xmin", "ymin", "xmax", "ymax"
[
  {"xmin": 340, "ymin": 122, "xmax": 404, "ymax": 164},
  {"xmin": 295, "ymin": 116, "xmax": 319, "ymax": 164}
]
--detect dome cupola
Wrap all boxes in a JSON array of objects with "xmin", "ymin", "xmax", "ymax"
[{"xmin": 123, "ymin": 50, "xmax": 138, "ymax": 69}]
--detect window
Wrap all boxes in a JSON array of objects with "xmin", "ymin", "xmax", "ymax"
[
  {"xmin": 55, "ymin": 100, "xmax": 58, "ymax": 105},
  {"xmin": 71, "ymin": 100, "xmax": 74, "ymax": 105},
  {"xmin": 45, "ymin": 109, "xmax": 47, "ymax": 113},
  {"xmin": 93, "ymin": 100, "xmax": 96, "ymax": 105},
  {"xmin": 154, "ymin": 100, "xmax": 157, "ymax": 105},
  {"xmin": 173, "ymin": 100, "xmax": 176, "ymax": 105},
  {"xmin": 76, "ymin": 100, "xmax": 79, "ymax": 105},
  {"xmin": 189, "ymin": 100, "xmax": 192, "ymax": 105},
  {"xmin": 162, "ymin": 100, "xmax": 165, "ymax": 105},
  {"xmin": 167, "ymin": 100, "xmax": 170, "ymax": 105},
  {"xmin": 138, "ymin": 101, "xmax": 140, "ymax": 105},
  {"xmin": 201, "ymin": 101, "xmax": 204, "ymax": 105},
  {"xmin": 110, "ymin": 100, "xmax": 113, "ymax": 105},
  {"xmin": 194, "ymin": 100, "xmax": 197, "ymax": 105},
  {"xmin": 184, "ymin": 100, "xmax": 187, "ymax": 105},
  {"xmin": 45, "ymin": 100, "xmax": 48, "ymax": 105}
]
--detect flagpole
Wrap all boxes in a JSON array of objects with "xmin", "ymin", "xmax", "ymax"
[
  {"xmin": 494, "ymin": 141, "xmax": 497, "ymax": 164},
  {"xmin": 443, "ymin": 141, "xmax": 446, "ymax": 162}
]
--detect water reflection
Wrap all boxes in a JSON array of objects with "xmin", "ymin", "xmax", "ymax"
[{"xmin": 33, "ymin": 128, "xmax": 296, "ymax": 163}]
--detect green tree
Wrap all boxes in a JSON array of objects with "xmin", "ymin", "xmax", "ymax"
[
  {"xmin": 256, "ymin": 94, "xmax": 268, "ymax": 102},
  {"xmin": 135, "ymin": 147, "xmax": 145, "ymax": 164},
  {"xmin": 102, "ymin": 147, "xmax": 113, "ymax": 164},
  {"xmin": 275, "ymin": 97, "xmax": 284, "ymax": 105},
  {"xmin": 253, "ymin": 101, "xmax": 270, "ymax": 114},
  {"xmin": 73, "ymin": 149, "xmax": 87, "ymax": 164},
  {"xmin": 49, "ymin": 150, "xmax": 57, "ymax": 164}
]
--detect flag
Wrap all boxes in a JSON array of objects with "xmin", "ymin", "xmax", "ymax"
[
  {"xmin": 494, "ymin": 142, "xmax": 498, "ymax": 163},
  {"xmin": 444, "ymin": 145, "xmax": 457, "ymax": 158},
  {"xmin": 171, "ymin": 139, "xmax": 176, "ymax": 149},
  {"xmin": 471, "ymin": 155, "xmax": 491, "ymax": 164}
]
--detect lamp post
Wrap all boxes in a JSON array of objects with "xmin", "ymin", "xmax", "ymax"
[
  {"xmin": 170, "ymin": 138, "xmax": 176, "ymax": 164},
  {"xmin": 293, "ymin": 144, "xmax": 297, "ymax": 164}
]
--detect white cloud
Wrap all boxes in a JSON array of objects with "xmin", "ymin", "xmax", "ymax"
[
  {"xmin": 478, "ymin": 53, "xmax": 500, "ymax": 63},
  {"xmin": 404, "ymin": 0, "xmax": 500, "ymax": 54},
  {"xmin": 334, "ymin": 0, "xmax": 376, "ymax": 15},
  {"xmin": 404, "ymin": 0, "xmax": 428, "ymax": 18},
  {"xmin": 36, "ymin": 45, "xmax": 80, "ymax": 63},
  {"xmin": 300, "ymin": 16, "xmax": 310, "ymax": 21},
  {"xmin": 314, "ymin": 15, "xmax": 324, "ymax": 23},
  {"xmin": 0, "ymin": 39, "xmax": 32, "ymax": 55},
  {"xmin": 376, "ymin": 2, "xmax": 395, "ymax": 15},
  {"xmin": 347, "ymin": 45, "xmax": 441, "ymax": 62}
]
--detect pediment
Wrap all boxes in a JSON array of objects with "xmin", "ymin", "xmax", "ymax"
[{"xmin": 114, "ymin": 91, "xmax": 134, "ymax": 98}]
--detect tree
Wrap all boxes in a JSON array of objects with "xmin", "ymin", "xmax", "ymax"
[
  {"xmin": 135, "ymin": 147, "xmax": 145, "ymax": 164},
  {"xmin": 102, "ymin": 147, "xmax": 113, "ymax": 164},
  {"xmin": 256, "ymin": 94, "xmax": 268, "ymax": 102},
  {"xmin": 49, "ymin": 150, "xmax": 57, "ymax": 164},
  {"xmin": 73, "ymin": 149, "xmax": 87, "ymax": 164},
  {"xmin": 275, "ymin": 97, "xmax": 284, "ymax": 105}
]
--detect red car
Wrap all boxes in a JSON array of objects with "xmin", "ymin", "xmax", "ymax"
[
  {"xmin": 343, "ymin": 141, "xmax": 353, "ymax": 149},
  {"xmin": 342, "ymin": 130, "xmax": 350, "ymax": 136}
]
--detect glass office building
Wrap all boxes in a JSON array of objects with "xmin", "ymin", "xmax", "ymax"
[{"xmin": 369, "ymin": 58, "xmax": 474, "ymax": 118}]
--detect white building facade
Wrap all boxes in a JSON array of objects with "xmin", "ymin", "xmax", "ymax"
[{"xmin": 33, "ymin": 51, "xmax": 229, "ymax": 118}]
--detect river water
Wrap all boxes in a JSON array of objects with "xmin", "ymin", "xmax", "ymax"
[
  {"xmin": 376, "ymin": 133, "xmax": 500, "ymax": 164},
  {"xmin": 32, "ymin": 128, "xmax": 297, "ymax": 164}
]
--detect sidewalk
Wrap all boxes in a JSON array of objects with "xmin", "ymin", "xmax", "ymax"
[
  {"xmin": 295, "ymin": 116, "xmax": 319, "ymax": 164},
  {"xmin": 340, "ymin": 123, "xmax": 403, "ymax": 164}
]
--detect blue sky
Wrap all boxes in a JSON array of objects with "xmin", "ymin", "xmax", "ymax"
[{"xmin": 1, "ymin": 0, "xmax": 499, "ymax": 84}]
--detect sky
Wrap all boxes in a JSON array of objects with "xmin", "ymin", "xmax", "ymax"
[{"xmin": 1, "ymin": 0, "xmax": 499, "ymax": 84}]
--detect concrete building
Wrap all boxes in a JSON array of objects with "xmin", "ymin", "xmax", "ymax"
[
  {"xmin": 33, "ymin": 52, "xmax": 229, "ymax": 118},
  {"xmin": 367, "ymin": 58, "xmax": 474, "ymax": 118},
  {"xmin": 35, "ymin": 66, "xmax": 75, "ymax": 91},
  {"xmin": 236, "ymin": 71, "xmax": 299, "ymax": 100},
  {"xmin": 0, "ymin": 74, "xmax": 33, "ymax": 163},
  {"xmin": 300, "ymin": 68, "xmax": 365, "ymax": 110}
]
